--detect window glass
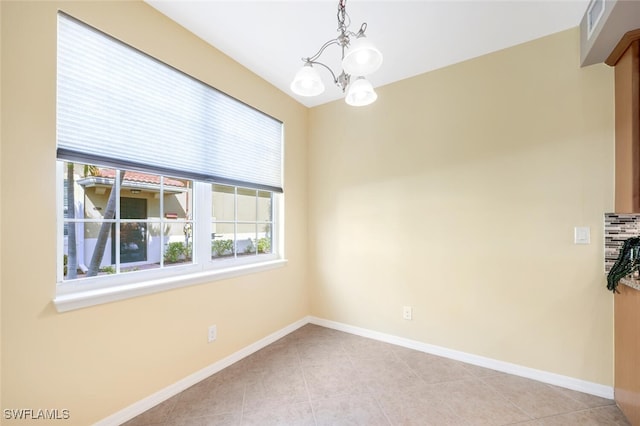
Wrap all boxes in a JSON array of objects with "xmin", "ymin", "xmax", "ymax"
[
  {"xmin": 237, "ymin": 188, "xmax": 257, "ymax": 222},
  {"xmin": 257, "ymin": 192, "xmax": 273, "ymax": 255},
  {"xmin": 237, "ymin": 223, "xmax": 257, "ymax": 255},
  {"xmin": 257, "ymin": 191, "xmax": 272, "ymax": 222},
  {"xmin": 211, "ymin": 184, "xmax": 235, "ymax": 221},
  {"xmin": 211, "ymin": 184, "xmax": 274, "ymax": 261},
  {"xmin": 258, "ymin": 224, "xmax": 273, "ymax": 255},
  {"xmin": 61, "ymin": 161, "xmax": 194, "ymax": 280}
]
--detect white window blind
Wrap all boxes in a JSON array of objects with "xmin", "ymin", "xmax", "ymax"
[{"xmin": 57, "ymin": 13, "xmax": 283, "ymax": 193}]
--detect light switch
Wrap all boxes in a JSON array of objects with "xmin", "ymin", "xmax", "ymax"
[{"xmin": 574, "ymin": 226, "xmax": 590, "ymax": 244}]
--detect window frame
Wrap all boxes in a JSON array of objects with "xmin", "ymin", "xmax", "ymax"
[{"xmin": 54, "ymin": 162, "xmax": 286, "ymax": 313}]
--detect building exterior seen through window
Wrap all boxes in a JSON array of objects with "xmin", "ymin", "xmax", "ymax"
[
  {"xmin": 211, "ymin": 184, "xmax": 273, "ymax": 260},
  {"xmin": 61, "ymin": 162, "xmax": 275, "ymax": 281}
]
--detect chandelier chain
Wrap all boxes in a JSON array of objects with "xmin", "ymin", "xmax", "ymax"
[{"xmin": 337, "ymin": 0, "xmax": 351, "ymax": 35}]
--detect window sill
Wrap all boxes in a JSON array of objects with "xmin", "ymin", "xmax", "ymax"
[{"xmin": 53, "ymin": 259, "xmax": 288, "ymax": 313}]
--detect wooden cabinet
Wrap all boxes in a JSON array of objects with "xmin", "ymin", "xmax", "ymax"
[
  {"xmin": 609, "ymin": 34, "xmax": 640, "ymax": 213},
  {"xmin": 608, "ymin": 31, "xmax": 640, "ymax": 425},
  {"xmin": 614, "ymin": 284, "xmax": 640, "ymax": 423}
]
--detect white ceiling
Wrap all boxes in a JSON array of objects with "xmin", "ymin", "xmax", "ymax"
[{"xmin": 146, "ymin": 0, "xmax": 590, "ymax": 107}]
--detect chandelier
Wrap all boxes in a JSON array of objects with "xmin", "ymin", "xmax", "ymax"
[{"xmin": 290, "ymin": 0, "xmax": 383, "ymax": 107}]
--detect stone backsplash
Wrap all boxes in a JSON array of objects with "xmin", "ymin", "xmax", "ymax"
[{"xmin": 605, "ymin": 213, "xmax": 640, "ymax": 272}]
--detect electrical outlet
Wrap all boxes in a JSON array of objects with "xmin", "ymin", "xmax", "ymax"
[
  {"xmin": 208, "ymin": 325, "xmax": 217, "ymax": 343},
  {"xmin": 403, "ymin": 306, "xmax": 412, "ymax": 320}
]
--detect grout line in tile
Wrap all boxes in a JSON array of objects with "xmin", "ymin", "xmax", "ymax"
[
  {"xmin": 370, "ymin": 390, "xmax": 398, "ymax": 426},
  {"xmin": 238, "ymin": 380, "xmax": 246, "ymax": 425},
  {"xmin": 296, "ymin": 340, "xmax": 319, "ymax": 426},
  {"xmin": 478, "ymin": 375, "xmax": 539, "ymax": 421},
  {"xmin": 513, "ymin": 406, "xmax": 599, "ymax": 424}
]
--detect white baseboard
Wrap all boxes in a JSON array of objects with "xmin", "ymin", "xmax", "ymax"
[
  {"xmin": 308, "ymin": 316, "xmax": 614, "ymax": 400},
  {"xmin": 97, "ymin": 315, "xmax": 613, "ymax": 425},
  {"xmin": 95, "ymin": 316, "xmax": 310, "ymax": 426}
]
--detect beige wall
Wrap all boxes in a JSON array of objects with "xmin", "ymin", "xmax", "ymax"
[
  {"xmin": 0, "ymin": 0, "xmax": 3, "ymax": 413},
  {"xmin": 0, "ymin": 1, "xmax": 308, "ymax": 424},
  {"xmin": 308, "ymin": 28, "xmax": 615, "ymax": 386},
  {"xmin": 0, "ymin": 1, "xmax": 617, "ymax": 422}
]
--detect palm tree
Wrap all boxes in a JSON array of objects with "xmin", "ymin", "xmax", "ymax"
[
  {"xmin": 66, "ymin": 164, "xmax": 99, "ymax": 279},
  {"xmin": 87, "ymin": 170, "xmax": 125, "ymax": 277}
]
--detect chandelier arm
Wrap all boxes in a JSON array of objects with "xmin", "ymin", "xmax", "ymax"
[
  {"xmin": 356, "ymin": 22, "xmax": 367, "ymax": 37},
  {"xmin": 303, "ymin": 38, "xmax": 341, "ymax": 64},
  {"xmin": 342, "ymin": 23, "xmax": 366, "ymax": 40},
  {"xmin": 306, "ymin": 60, "xmax": 340, "ymax": 85}
]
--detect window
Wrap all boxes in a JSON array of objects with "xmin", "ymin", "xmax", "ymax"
[
  {"xmin": 55, "ymin": 14, "xmax": 284, "ymax": 311},
  {"xmin": 211, "ymin": 185, "xmax": 274, "ymax": 261},
  {"xmin": 61, "ymin": 162, "xmax": 195, "ymax": 281}
]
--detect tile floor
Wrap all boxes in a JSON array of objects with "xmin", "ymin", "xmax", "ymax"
[{"xmin": 123, "ymin": 324, "xmax": 630, "ymax": 426}]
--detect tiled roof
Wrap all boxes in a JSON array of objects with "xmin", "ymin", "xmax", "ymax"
[{"xmin": 97, "ymin": 169, "xmax": 186, "ymax": 188}]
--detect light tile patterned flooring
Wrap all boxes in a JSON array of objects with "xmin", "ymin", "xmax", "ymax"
[{"xmin": 124, "ymin": 324, "xmax": 630, "ymax": 425}]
